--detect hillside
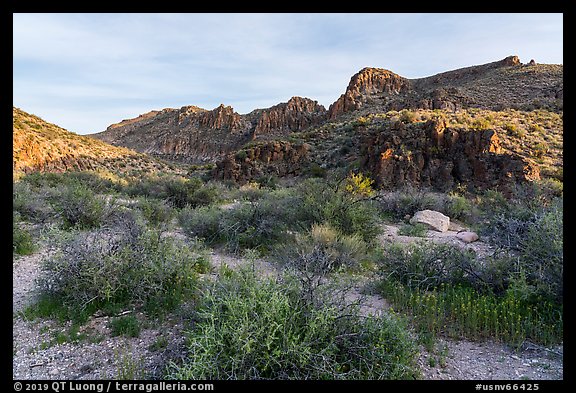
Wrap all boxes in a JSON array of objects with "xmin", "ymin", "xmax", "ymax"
[
  {"xmin": 92, "ymin": 97, "xmax": 326, "ymax": 164},
  {"xmin": 88, "ymin": 56, "xmax": 562, "ymax": 193},
  {"xmin": 13, "ymin": 107, "xmax": 181, "ymax": 178}
]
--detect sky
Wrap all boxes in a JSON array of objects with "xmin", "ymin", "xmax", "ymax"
[{"xmin": 13, "ymin": 13, "xmax": 563, "ymax": 135}]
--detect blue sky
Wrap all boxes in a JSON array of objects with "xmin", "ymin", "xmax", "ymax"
[{"xmin": 13, "ymin": 13, "xmax": 563, "ymax": 135}]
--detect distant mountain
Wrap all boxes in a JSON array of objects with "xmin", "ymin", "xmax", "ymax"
[
  {"xmin": 92, "ymin": 97, "xmax": 327, "ymax": 164},
  {"xmin": 13, "ymin": 107, "xmax": 176, "ymax": 178},
  {"xmin": 91, "ymin": 56, "xmax": 562, "ymax": 166}
]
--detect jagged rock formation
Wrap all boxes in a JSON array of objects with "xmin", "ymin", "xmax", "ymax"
[
  {"xmin": 328, "ymin": 68, "xmax": 411, "ymax": 118},
  {"xmin": 360, "ymin": 119, "xmax": 540, "ymax": 193},
  {"xmin": 328, "ymin": 56, "xmax": 563, "ymax": 118},
  {"xmin": 251, "ymin": 97, "xmax": 327, "ymax": 137},
  {"xmin": 212, "ymin": 141, "xmax": 310, "ymax": 184},
  {"xmin": 12, "ymin": 107, "xmax": 172, "ymax": 177},
  {"xmin": 93, "ymin": 97, "xmax": 326, "ymax": 163}
]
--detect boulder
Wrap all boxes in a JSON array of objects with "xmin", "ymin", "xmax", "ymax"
[
  {"xmin": 409, "ymin": 210, "xmax": 450, "ymax": 232},
  {"xmin": 456, "ymin": 231, "xmax": 479, "ymax": 243}
]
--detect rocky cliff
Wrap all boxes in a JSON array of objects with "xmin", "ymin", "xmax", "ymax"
[
  {"xmin": 93, "ymin": 97, "xmax": 326, "ymax": 163},
  {"xmin": 360, "ymin": 118, "xmax": 540, "ymax": 193},
  {"xmin": 328, "ymin": 67, "xmax": 412, "ymax": 118},
  {"xmin": 328, "ymin": 56, "xmax": 562, "ymax": 118},
  {"xmin": 212, "ymin": 141, "xmax": 311, "ymax": 184},
  {"xmin": 251, "ymin": 97, "xmax": 327, "ymax": 137}
]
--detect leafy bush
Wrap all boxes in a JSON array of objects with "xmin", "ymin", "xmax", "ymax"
[
  {"xmin": 38, "ymin": 218, "xmax": 208, "ymax": 319},
  {"xmin": 377, "ymin": 189, "xmax": 443, "ymax": 220},
  {"xmin": 167, "ymin": 268, "xmax": 418, "ymax": 380},
  {"xmin": 295, "ymin": 178, "xmax": 381, "ymax": 243},
  {"xmin": 51, "ymin": 183, "xmax": 105, "ymax": 229},
  {"xmin": 516, "ymin": 199, "xmax": 563, "ymax": 302},
  {"xmin": 123, "ymin": 175, "xmax": 220, "ymax": 209},
  {"xmin": 397, "ymin": 223, "xmax": 428, "ymax": 237},
  {"xmin": 137, "ymin": 198, "xmax": 174, "ymax": 227},
  {"xmin": 13, "ymin": 181, "xmax": 57, "ymax": 223},
  {"xmin": 274, "ymin": 224, "xmax": 367, "ymax": 304},
  {"xmin": 13, "ymin": 224, "xmax": 36, "ymax": 255},
  {"xmin": 110, "ymin": 315, "xmax": 141, "ymax": 338},
  {"xmin": 376, "ymin": 242, "xmax": 480, "ymax": 291}
]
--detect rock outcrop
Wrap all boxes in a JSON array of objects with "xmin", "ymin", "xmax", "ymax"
[
  {"xmin": 252, "ymin": 97, "xmax": 327, "ymax": 137},
  {"xmin": 93, "ymin": 97, "xmax": 325, "ymax": 163},
  {"xmin": 212, "ymin": 141, "xmax": 310, "ymax": 184},
  {"xmin": 328, "ymin": 67, "xmax": 412, "ymax": 118},
  {"xmin": 361, "ymin": 119, "xmax": 540, "ymax": 193}
]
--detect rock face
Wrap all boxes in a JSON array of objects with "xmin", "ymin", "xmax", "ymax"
[
  {"xmin": 93, "ymin": 97, "xmax": 325, "ymax": 163},
  {"xmin": 252, "ymin": 97, "xmax": 327, "ymax": 137},
  {"xmin": 212, "ymin": 141, "xmax": 310, "ymax": 184},
  {"xmin": 328, "ymin": 67, "xmax": 411, "ymax": 118},
  {"xmin": 327, "ymin": 56, "xmax": 562, "ymax": 117},
  {"xmin": 361, "ymin": 119, "xmax": 540, "ymax": 193},
  {"xmin": 410, "ymin": 210, "xmax": 450, "ymax": 232}
]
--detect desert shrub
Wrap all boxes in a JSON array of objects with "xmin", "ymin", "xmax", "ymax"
[
  {"xmin": 377, "ymin": 189, "xmax": 443, "ymax": 220},
  {"xmin": 180, "ymin": 188, "xmax": 302, "ymax": 253},
  {"xmin": 65, "ymin": 171, "xmax": 120, "ymax": 193},
  {"xmin": 137, "ymin": 198, "xmax": 174, "ymax": 227},
  {"xmin": 532, "ymin": 141, "xmax": 549, "ymax": 157},
  {"xmin": 274, "ymin": 223, "xmax": 367, "ymax": 303},
  {"xmin": 399, "ymin": 110, "xmax": 417, "ymax": 124},
  {"xmin": 397, "ymin": 223, "xmax": 428, "ymax": 237},
  {"xmin": 13, "ymin": 181, "xmax": 57, "ymax": 223},
  {"xmin": 295, "ymin": 178, "xmax": 381, "ymax": 243},
  {"xmin": 445, "ymin": 194, "xmax": 474, "ymax": 221},
  {"xmin": 51, "ymin": 183, "xmax": 105, "ymax": 229},
  {"xmin": 178, "ymin": 206, "xmax": 224, "ymax": 244},
  {"xmin": 110, "ymin": 315, "xmax": 141, "ymax": 338},
  {"xmin": 308, "ymin": 163, "xmax": 327, "ymax": 178},
  {"xmin": 37, "ymin": 218, "xmax": 208, "ymax": 320},
  {"xmin": 235, "ymin": 150, "xmax": 247, "ymax": 160},
  {"xmin": 516, "ymin": 199, "xmax": 563, "ymax": 302},
  {"xmin": 123, "ymin": 175, "xmax": 220, "ymax": 209},
  {"xmin": 167, "ymin": 268, "xmax": 418, "ymax": 380},
  {"xmin": 255, "ymin": 174, "xmax": 278, "ymax": 189},
  {"xmin": 376, "ymin": 242, "xmax": 481, "ymax": 291},
  {"xmin": 13, "ymin": 224, "xmax": 36, "ymax": 255}
]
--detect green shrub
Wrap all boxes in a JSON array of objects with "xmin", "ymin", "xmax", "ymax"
[
  {"xmin": 380, "ymin": 282, "xmax": 562, "ymax": 345},
  {"xmin": 377, "ymin": 190, "xmax": 443, "ymax": 220},
  {"xmin": 137, "ymin": 198, "xmax": 174, "ymax": 227},
  {"xmin": 445, "ymin": 194, "xmax": 474, "ymax": 221},
  {"xmin": 235, "ymin": 150, "xmax": 248, "ymax": 160},
  {"xmin": 518, "ymin": 199, "xmax": 563, "ymax": 302},
  {"xmin": 13, "ymin": 225, "xmax": 36, "ymax": 255},
  {"xmin": 38, "ymin": 219, "xmax": 207, "ymax": 319},
  {"xmin": 167, "ymin": 268, "xmax": 418, "ymax": 380},
  {"xmin": 399, "ymin": 110, "xmax": 417, "ymax": 124},
  {"xmin": 295, "ymin": 178, "xmax": 381, "ymax": 243},
  {"xmin": 13, "ymin": 181, "xmax": 57, "ymax": 223},
  {"xmin": 376, "ymin": 242, "xmax": 480, "ymax": 291},
  {"xmin": 110, "ymin": 315, "xmax": 141, "ymax": 338},
  {"xmin": 397, "ymin": 223, "xmax": 428, "ymax": 237},
  {"xmin": 51, "ymin": 183, "xmax": 105, "ymax": 229}
]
